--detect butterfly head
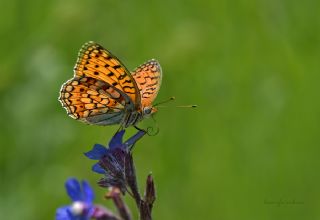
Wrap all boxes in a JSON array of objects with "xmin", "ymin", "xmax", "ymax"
[{"xmin": 142, "ymin": 106, "xmax": 157, "ymax": 117}]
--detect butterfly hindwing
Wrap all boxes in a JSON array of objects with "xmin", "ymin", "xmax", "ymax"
[{"xmin": 59, "ymin": 76, "xmax": 125, "ymax": 125}]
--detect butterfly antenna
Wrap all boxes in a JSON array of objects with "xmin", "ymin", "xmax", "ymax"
[
  {"xmin": 176, "ymin": 105, "xmax": 198, "ymax": 108},
  {"xmin": 156, "ymin": 104, "xmax": 198, "ymax": 108},
  {"xmin": 154, "ymin": 97, "xmax": 197, "ymax": 108},
  {"xmin": 153, "ymin": 96, "xmax": 175, "ymax": 107}
]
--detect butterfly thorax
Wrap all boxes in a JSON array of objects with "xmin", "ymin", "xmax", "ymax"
[{"xmin": 121, "ymin": 106, "xmax": 157, "ymax": 128}]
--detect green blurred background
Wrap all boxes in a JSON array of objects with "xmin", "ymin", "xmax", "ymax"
[{"xmin": 1, "ymin": 0, "xmax": 320, "ymax": 219}]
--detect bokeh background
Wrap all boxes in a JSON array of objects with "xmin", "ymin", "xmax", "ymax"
[{"xmin": 1, "ymin": 0, "xmax": 320, "ymax": 219}]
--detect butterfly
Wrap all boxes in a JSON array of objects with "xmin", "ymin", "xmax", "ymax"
[{"xmin": 59, "ymin": 41, "xmax": 162, "ymax": 129}]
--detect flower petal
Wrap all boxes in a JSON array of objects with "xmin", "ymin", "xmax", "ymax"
[
  {"xmin": 92, "ymin": 163, "xmax": 105, "ymax": 174},
  {"xmin": 56, "ymin": 206, "xmax": 73, "ymax": 220},
  {"xmin": 84, "ymin": 144, "xmax": 108, "ymax": 160},
  {"xmin": 91, "ymin": 205, "xmax": 117, "ymax": 219},
  {"xmin": 65, "ymin": 178, "xmax": 82, "ymax": 201},
  {"xmin": 109, "ymin": 130, "xmax": 125, "ymax": 149},
  {"xmin": 125, "ymin": 130, "xmax": 146, "ymax": 149},
  {"xmin": 82, "ymin": 180, "xmax": 95, "ymax": 203}
]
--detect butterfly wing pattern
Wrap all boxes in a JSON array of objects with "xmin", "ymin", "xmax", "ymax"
[
  {"xmin": 59, "ymin": 41, "xmax": 161, "ymax": 128},
  {"xmin": 132, "ymin": 59, "xmax": 162, "ymax": 108}
]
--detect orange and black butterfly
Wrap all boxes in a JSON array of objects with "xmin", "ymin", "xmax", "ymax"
[{"xmin": 59, "ymin": 41, "xmax": 162, "ymax": 129}]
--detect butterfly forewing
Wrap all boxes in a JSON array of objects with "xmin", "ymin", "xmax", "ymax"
[
  {"xmin": 132, "ymin": 59, "xmax": 162, "ymax": 107},
  {"xmin": 74, "ymin": 41, "xmax": 140, "ymax": 108}
]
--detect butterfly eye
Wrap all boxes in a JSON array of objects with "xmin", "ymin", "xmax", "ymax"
[{"xmin": 143, "ymin": 107, "xmax": 152, "ymax": 115}]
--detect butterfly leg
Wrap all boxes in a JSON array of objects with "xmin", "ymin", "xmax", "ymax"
[
  {"xmin": 117, "ymin": 125, "xmax": 124, "ymax": 132},
  {"xmin": 134, "ymin": 125, "xmax": 159, "ymax": 136},
  {"xmin": 134, "ymin": 125, "xmax": 146, "ymax": 133}
]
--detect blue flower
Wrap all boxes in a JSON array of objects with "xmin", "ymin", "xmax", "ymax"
[
  {"xmin": 56, "ymin": 178, "xmax": 95, "ymax": 220},
  {"xmin": 85, "ymin": 130, "xmax": 146, "ymax": 193}
]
